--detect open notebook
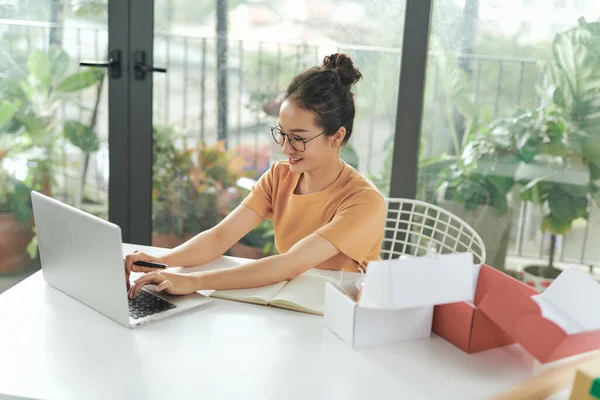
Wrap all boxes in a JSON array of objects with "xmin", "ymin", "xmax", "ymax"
[
  {"xmin": 211, "ymin": 269, "xmax": 363, "ymax": 315},
  {"xmin": 166, "ymin": 257, "xmax": 362, "ymax": 315}
]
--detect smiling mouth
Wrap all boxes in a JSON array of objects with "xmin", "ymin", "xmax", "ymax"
[{"xmin": 288, "ymin": 157, "xmax": 304, "ymax": 164}]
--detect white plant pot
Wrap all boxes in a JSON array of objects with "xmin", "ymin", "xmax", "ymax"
[{"xmin": 521, "ymin": 265, "xmax": 561, "ymax": 292}]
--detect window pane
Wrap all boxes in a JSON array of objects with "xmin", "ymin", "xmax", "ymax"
[
  {"xmin": 417, "ymin": 0, "xmax": 600, "ymax": 282},
  {"xmin": 0, "ymin": 2, "xmax": 109, "ymax": 285},
  {"xmin": 151, "ymin": 0, "xmax": 406, "ymax": 257}
]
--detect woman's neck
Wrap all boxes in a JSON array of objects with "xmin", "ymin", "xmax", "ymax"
[{"xmin": 297, "ymin": 159, "xmax": 345, "ymax": 195}]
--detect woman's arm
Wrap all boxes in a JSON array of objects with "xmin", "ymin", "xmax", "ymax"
[
  {"xmin": 128, "ymin": 232, "xmax": 341, "ymax": 297},
  {"xmin": 194, "ymin": 232, "xmax": 339, "ymax": 290},
  {"xmin": 158, "ymin": 204, "xmax": 264, "ymax": 267}
]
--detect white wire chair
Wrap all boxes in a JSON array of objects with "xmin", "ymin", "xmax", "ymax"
[{"xmin": 381, "ymin": 198, "xmax": 486, "ymax": 265}]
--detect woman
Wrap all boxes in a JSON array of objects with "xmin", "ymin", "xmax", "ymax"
[{"xmin": 126, "ymin": 53, "xmax": 386, "ymax": 299}]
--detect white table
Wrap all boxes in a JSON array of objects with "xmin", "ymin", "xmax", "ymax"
[{"xmin": 0, "ymin": 244, "xmax": 540, "ymax": 400}]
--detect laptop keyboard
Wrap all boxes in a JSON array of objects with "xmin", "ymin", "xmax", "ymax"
[{"xmin": 128, "ymin": 290, "xmax": 176, "ymax": 319}]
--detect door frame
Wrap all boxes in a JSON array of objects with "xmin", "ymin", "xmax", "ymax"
[{"xmin": 108, "ymin": 0, "xmax": 154, "ymax": 245}]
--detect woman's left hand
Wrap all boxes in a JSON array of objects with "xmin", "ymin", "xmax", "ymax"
[{"xmin": 128, "ymin": 270, "xmax": 200, "ymax": 298}]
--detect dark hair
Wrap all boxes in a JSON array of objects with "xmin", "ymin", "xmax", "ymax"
[{"xmin": 284, "ymin": 53, "xmax": 362, "ymax": 145}]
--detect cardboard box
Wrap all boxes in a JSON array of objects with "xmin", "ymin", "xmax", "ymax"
[
  {"xmin": 570, "ymin": 359, "xmax": 600, "ymax": 400},
  {"xmin": 324, "ymin": 253, "xmax": 477, "ymax": 348},
  {"xmin": 432, "ymin": 264, "xmax": 539, "ymax": 354},
  {"xmin": 324, "ymin": 283, "xmax": 434, "ymax": 348},
  {"xmin": 479, "ymin": 267, "xmax": 600, "ymax": 363}
]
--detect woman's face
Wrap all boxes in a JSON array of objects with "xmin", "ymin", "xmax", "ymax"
[{"xmin": 277, "ymin": 99, "xmax": 339, "ymax": 174}]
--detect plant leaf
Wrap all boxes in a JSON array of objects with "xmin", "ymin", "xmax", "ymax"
[
  {"xmin": 48, "ymin": 47, "xmax": 70, "ymax": 84},
  {"xmin": 557, "ymin": 183, "xmax": 589, "ymax": 198},
  {"xmin": 517, "ymin": 132, "xmax": 540, "ymax": 163},
  {"xmin": 10, "ymin": 181, "xmax": 33, "ymax": 223},
  {"xmin": 583, "ymin": 135, "xmax": 600, "ymax": 176},
  {"xmin": 20, "ymin": 116, "xmax": 50, "ymax": 145},
  {"xmin": 56, "ymin": 69, "xmax": 104, "ymax": 92},
  {"xmin": 490, "ymin": 189, "xmax": 508, "ymax": 215},
  {"xmin": 542, "ymin": 215, "xmax": 571, "ymax": 235},
  {"xmin": 547, "ymin": 189, "xmax": 586, "ymax": 222},
  {"xmin": 546, "ymin": 25, "xmax": 600, "ymax": 134},
  {"xmin": 0, "ymin": 100, "xmax": 20, "ymax": 126},
  {"xmin": 63, "ymin": 121, "xmax": 100, "ymax": 152},
  {"xmin": 28, "ymin": 49, "xmax": 51, "ymax": 87}
]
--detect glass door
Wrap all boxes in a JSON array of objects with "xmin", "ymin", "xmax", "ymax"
[
  {"xmin": 415, "ymin": 0, "xmax": 600, "ymax": 277},
  {"xmin": 149, "ymin": 0, "xmax": 407, "ymax": 257},
  {"xmin": 0, "ymin": 1, "xmax": 110, "ymax": 275}
]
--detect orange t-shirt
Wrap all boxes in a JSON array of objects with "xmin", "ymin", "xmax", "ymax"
[{"xmin": 241, "ymin": 161, "xmax": 386, "ymax": 272}]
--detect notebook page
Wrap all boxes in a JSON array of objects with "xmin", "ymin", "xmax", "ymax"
[
  {"xmin": 271, "ymin": 269, "xmax": 362, "ymax": 315},
  {"xmin": 175, "ymin": 258, "xmax": 287, "ymax": 304},
  {"xmin": 210, "ymin": 281, "xmax": 287, "ymax": 305}
]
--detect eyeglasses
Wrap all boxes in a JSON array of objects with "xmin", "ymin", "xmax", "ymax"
[{"xmin": 271, "ymin": 126, "xmax": 326, "ymax": 153}]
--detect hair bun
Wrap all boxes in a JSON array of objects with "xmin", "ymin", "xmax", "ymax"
[{"xmin": 322, "ymin": 53, "xmax": 362, "ymax": 88}]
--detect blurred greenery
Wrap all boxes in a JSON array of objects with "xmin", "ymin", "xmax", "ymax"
[
  {"xmin": 0, "ymin": 47, "xmax": 103, "ymax": 222},
  {"xmin": 5, "ymin": 0, "xmax": 598, "ymax": 270},
  {"xmin": 438, "ymin": 18, "xmax": 600, "ymax": 271},
  {"xmin": 239, "ymin": 219, "xmax": 277, "ymax": 255},
  {"xmin": 153, "ymin": 124, "xmax": 278, "ymax": 253},
  {"xmin": 152, "ymin": 124, "xmax": 254, "ymax": 239}
]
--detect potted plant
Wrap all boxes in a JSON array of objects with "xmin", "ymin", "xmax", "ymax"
[
  {"xmin": 1, "ymin": 46, "xmax": 104, "ymax": 196},
  {"xmin": 429, "ymin": 36, "xmax": 516, "ymax": 271},
  {"xmin": 515, "ymin": 18, "xmax": 600, "ymax": 290},
  {"xmin": 0, "ymin": 158, "xmax": 34, "ymax": 273},
  {"xmin": 501, "ymin": 106, "xmax": 595, "ymax": 290},
  {"xmin": 152, "ymin": 125, "xmax": 254, "ymax": 248},
  {"xmin": 0, "ymin": 113, "xmax": 37, "ymax": 272},
  {"xmin": 0, "ymin": 46, "xmax": 105, "ymax": 266}
]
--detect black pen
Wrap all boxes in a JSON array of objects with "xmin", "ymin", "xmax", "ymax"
[{"xmin": 133, "ymin": 260, "xmax": 167, "ymax": 269}]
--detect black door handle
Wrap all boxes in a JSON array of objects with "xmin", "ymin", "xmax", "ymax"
[
  {"xmin": 80, "ymin": 49, "xmax": 121, "ymax": 79},
  {"xmin": 135, "ymin": 64, "xmax": 167, "ymax": 73},
  {"xmin": 134, "ymin": 51, "xmax": 167, "ymax": 80}
]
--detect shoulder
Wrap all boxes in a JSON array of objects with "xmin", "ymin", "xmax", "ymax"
[
  {"xmin": 339, "ymin": 165, "xmax": 386, "ymax": 211},
  {"xmin": 344, "ymin": 164, "xmax": 385, "ymax": 200}
]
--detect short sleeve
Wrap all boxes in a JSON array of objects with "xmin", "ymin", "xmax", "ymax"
[
  {"xmin": 316, "ymin": 190, "xmax": 386, "ymax": 264},
  {"xmin": 241, "ymin": 163, "xmax": 275, "ymax": 219}
]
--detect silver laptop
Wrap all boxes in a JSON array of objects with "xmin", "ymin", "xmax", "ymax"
[{"xmin": 31, "ymin": 191, "xmax": 211, "ymax": 328}]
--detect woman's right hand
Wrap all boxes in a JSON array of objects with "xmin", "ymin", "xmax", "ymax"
[{"xmin": 123, "ymin": 250, "xmax": 167, "ymax": 290}]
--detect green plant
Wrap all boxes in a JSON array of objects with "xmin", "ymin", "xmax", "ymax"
[
  {"xmin": 453, "ymin": 18, "xmax": 600, "ymax": 274},
  {"xmin": 491, "ymin": 107, "xmax": 592, "ymax": 274},
  {"xmin": 437, "ymin": 113, "xmax": 523, "ymax": 215},
  {"xmin": 522, "ymin": 19, "xmax": 600, "ymax": 273},
  {"xmin": 0, "ymin": 46, "xmax": 104, "ymax": 260},
  {"xmin": 0, "ymin": 111, "xmax": 33, "ymax": 221},
  {"xmin": 239, "ymin": 219, "xmax": 277, "ymax": 256},
  {"xmin": 417, "ymin": 36, "xmax": 516, "ymax": 213},
  {"xmin": 516, "ymin": 19, "xmax": 600, "ymax": 272},
  {"xmin": 339, "ymin": 142, "xmax": 359, "ymax": 170},
  {"xmin": 1, "ymin": 46, "xmax": 104, "ymax": 198},
  {"xmin": 152, "ymin": 125, "xmax": 254, "ymax": 240}
]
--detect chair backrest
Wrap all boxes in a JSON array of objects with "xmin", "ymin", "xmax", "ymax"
[{"xmin": 382, "ymin": 198, "xmax": 486, "ymax": 265}]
